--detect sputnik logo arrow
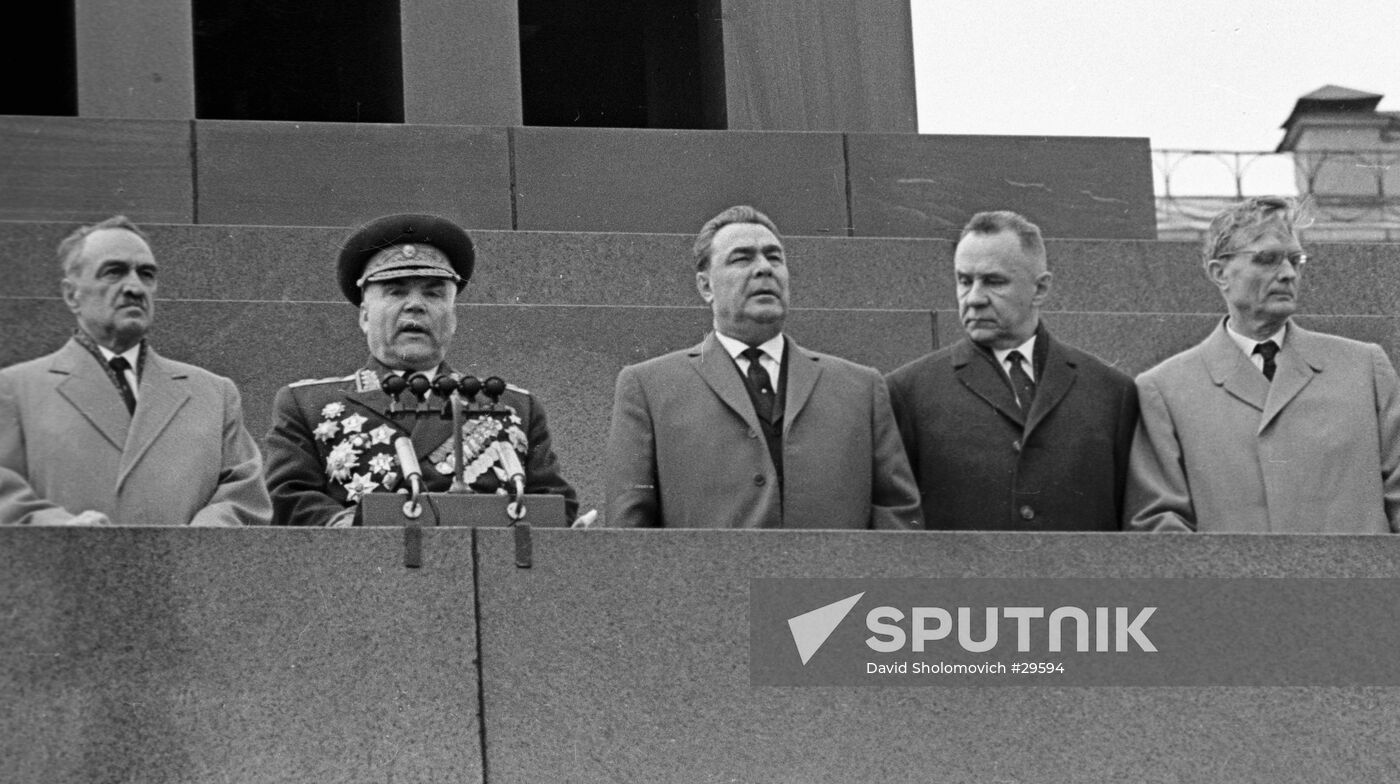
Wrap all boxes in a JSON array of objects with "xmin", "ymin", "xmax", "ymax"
[{"xmin": 787, "ymin": 592, "xmax": 865, "ymax": 665}]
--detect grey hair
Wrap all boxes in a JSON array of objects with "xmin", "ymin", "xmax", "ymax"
[
  {"xmin": 1202, "ymin": 195, "xmax": 1314, "ymax": 263},
  {"xmin": 57, "ymin": 215, "xmax": 149, "ymax": 276},
  {"xmin": 692, "ymin": 205, "xmax": 782, "ymax": 271},
  {"xmin": 959, "ymin": 210, "xmax": 1048, "ymax": 270}
]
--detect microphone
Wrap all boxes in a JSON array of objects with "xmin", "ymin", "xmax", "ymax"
[
  {"xmin": 432, "ymin": 373, "xmax": 459, "ymax": 418},
  {"xmin": 482, "ymin": 376, "xmax": 506, "ymax": 404},
  {"xmin": 431, "ymin": 373, "xmax": 458, "ymax": 398},
  {"xmin": 493, "ymin": 439, "xmax": 526, "ymax": 501},
  {"xmin": 407, "ymin": 373, "xmax": 432, "ymax": 414},
  {"xmin": 394, "ymin": 436, "xmax": 425, "ymax": 519},
  {"xmin": 458, "ymin": 375, "xmax": 482, "ymax": 403},
  {"xmin": 381, "ymin": 373, "xmax": 407, "ymax": 413}
]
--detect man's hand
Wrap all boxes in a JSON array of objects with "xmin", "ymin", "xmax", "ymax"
[
  {"xmin": 571, "ymin": 509, "xmax": 600, "ymax": 529},
  {"xmin": 327, "ymin": 507, "xmax": 357, "ymax": 528},
  {"xmin": 41, "ymin": 510, "xmax": 112, "ymax": 526}
]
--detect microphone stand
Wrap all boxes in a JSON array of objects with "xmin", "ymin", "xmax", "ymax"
[
  {"xmin": 394, "ymin": 436, "xmax": 425, "ymax": 520},
  {"xmin": 380, "ymin": 371, "xmax": 529, "ymax": 524},
  {"xmin": 450, "ymin": 390, "xmax": 466, "ymax": 493}
]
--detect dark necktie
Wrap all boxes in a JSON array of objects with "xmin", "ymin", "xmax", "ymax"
[
  {"xmin": 741, "ymin": 347, "xmax": 776, "ymax": 422},
  {"xmin": 108, "ymin": 356, "xmax": 137, "ymax": 414},
  {"xmin": 1005, "ymin": 350, "xmax": 1036, "ymax": 413},
  {"xmin": 1254, "ymin": 340, "xmax": 1280, "ymax": 382}
]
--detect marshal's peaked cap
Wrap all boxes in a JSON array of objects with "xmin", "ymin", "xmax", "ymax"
[{"xmin": 336, "ymin": 213, "xmax": 475, "ymax": 305}]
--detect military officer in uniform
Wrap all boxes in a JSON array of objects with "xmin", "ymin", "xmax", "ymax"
[{"xmin": 264, "ymin": 213, "xmax": 579, "ymax": 527}]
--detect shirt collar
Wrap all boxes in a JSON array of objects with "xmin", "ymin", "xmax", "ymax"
[
  {"xmin": 714, "ymin": 330, "xmax": 785, "ymax": 365},
  {"xmin": 1225, "ymin": 319, "xmax": 1287, "ymax": 359},
  {"xmin": 96, "ymin": 343, "xmax": 142, "ymax": 368},
  {"xmin": 992, "ymin": 334, "xmax": 1038, "ymax": 381}
]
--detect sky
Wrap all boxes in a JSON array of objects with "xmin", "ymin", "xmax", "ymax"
[{"xmin": 909, "ymin": 1, "xmax": 1400, "ymax": 194}]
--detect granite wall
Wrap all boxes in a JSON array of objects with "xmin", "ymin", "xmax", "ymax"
[
  {"xmin": 5, "ymin": 220, "xmax": 1399, "ymax": 517},
  {"xmin": 5, "ymin": 527, "xmax": 1400, "ymax": 782}
]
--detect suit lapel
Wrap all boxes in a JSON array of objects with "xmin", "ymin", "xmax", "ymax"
[
  {"xmin": 52, "ymin": 340, "xmax": 128, "ymax": 451},
  {"xmin": 117, "ymin": 350, "xmax": 191, "ymax": 490},
  {"xmin": 1202, "ymin": 322, "xmax": 1268, "ymax": 413},
  {"xmin": 951, "ymin": 339, "xmax": 1023, "ymax": 426},
  {"xmin": 1024, "ymin": 334, "xmax": 1077, "ymax": 436},
  {"xmin": 692, "ymin": 333, "xmax": 764, "ymax": 434},
  {"xmin": 781, "ymin": 338, "xmax": 821, "ymax": 437},
  {"xmin": 1260, "ymin": 325, "xmax": 1320, "ymax": 433}
]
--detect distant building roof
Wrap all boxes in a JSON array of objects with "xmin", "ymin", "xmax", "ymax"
[
  {"xmin": 1298, "ymin": 85, "xmax": 1384, "ymax": 103},
  {"xmin": 1277, "ymin": 85, "xmax": 1389, "ymax": 151}
]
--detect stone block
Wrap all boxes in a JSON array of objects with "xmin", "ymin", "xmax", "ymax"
[
  {"xmin": 401, "ymin": 0, "xmax": 520, "ymax": 125},
  {"xmin": 0, "ymin": 528, "xmax": 481, "ymax": 782},
  {"xmin": 512, "ymin": 127, "xmax": 849, "ymax": 235},
  {"xmin": 847, "ymin": 134, "xmax": 1157, "ymax": 240},
  {"xmin": 718, "ymin": 0, "xmax": 917, "ymax": 132},
  {"xmin": 75, "ymin": 1, "xmax": 194, "ymax": 119},
  {"xmin": 0, "ymin": 116, "xmax": 193, "ymax": 223},
  {"xmin": 472, "ymin": 528, "xmax": 1400, "ymax": 783},
  {"xmin": 194, "ymin": 121, "xmax": 512, "ymax": 229}
]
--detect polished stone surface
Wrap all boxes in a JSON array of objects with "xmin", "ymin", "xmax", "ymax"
[
  {"xmin": 2, "ymin": 223, "xmax": 944, "ymax": 309},
  {"xmin": 511, "ymin": 127, "xmax": 850, "ymax": 235},
  {"xmin": 846, "ymin": 133, "xmax": 1157, "ymax": 240},
  {"xmin": 0, "ymin": 528, "xmax": 481, "ymax": 783},
  {"xmin": 401, "ymin": 0, "xmax": 520, "ymax": 125},
  {"xmin": 194, "ymin": 121, "xmax": 512, "ymax": 229},
  {"xmin": 718, "ymin": 0, "xmax": 917, "ymax": 132},
  {"xmin": 12, "ymin": 224, "xmax": 1387, "ymax": 319},
  {"xmin": 473, "ymin": 528, "xmax": 1400, "ymax": 783},
  {"xmin": 4, "ymin": 525, "xmax": 1400, "ymax": 783},
  {"xmin": 0, "ymin": 117, "xmax": 193, "ymax": 224}
]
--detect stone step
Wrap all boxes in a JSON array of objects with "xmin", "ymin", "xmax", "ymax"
[
  {"xmin": 6, "ymin": 291, "xmax": 1400, "ymax": 516},
  {"xmin": 1, "ymin": 115, "xmax": 1154, "ymax": 238},
  {"xmin": 4, "ymin": 221, "xmax": 1395, "ymax": 315}
]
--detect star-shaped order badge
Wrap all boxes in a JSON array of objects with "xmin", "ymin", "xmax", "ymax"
[
  {"xmin": 321, "ymin": 402, "xmax": 346, "ymax": 419},
  {"xmin": 341, "ymin": 413, "xmax": 368, "ymax": 434},
  {"xmin": 369, "ymin": 424, "xmax": 396, "ymax": 446},
  {"xmin": 344, "ymin": 471, "xmax": 379, "ymax": 502},
  {"xmin": 313, "ymin": 419, "xmax": 340, "ymax": 442},
  {"xmin": 368, "ymin": 453, "xmax": 395, "ymax": 475}
]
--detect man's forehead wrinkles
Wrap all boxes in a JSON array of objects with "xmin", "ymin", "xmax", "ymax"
[
  {"xmin": 726, "ymin": 241, "xmax": 782, "ymax": 255},
  {"xmin": 96, "ymin": 259, "xmax": 156, "ymax": 271}
]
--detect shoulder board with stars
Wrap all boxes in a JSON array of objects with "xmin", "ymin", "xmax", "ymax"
[
  {"xmin": 289, "ymin": 374, "xmax": 356, "ymax": 389},
  {"xmin": 354, "ymin": 368, "xmax": 381, "ymax": 393}
]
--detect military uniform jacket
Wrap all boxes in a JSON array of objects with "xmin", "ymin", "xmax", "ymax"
[{"xmin": 264, "ymin": 359, "xmax": 578, "ymax": 526}]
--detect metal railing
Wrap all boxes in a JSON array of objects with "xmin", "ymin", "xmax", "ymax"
[{"xmin": 1153, "ymin": 148, "xmax": 1400, "ymax": 241}]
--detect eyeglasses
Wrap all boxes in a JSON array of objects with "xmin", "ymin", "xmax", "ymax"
[{"xmin": 1216, "ymin": 249, "xmax": 1308, "ymax": 269}]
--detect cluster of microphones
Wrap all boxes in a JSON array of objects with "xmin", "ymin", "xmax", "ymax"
[
  {"xmin": 380, "ymin": 372, "xmax": 509, "ymax": 418},
  {"xmin": 378, "ymin": 371, "xmax": 526, "ymax": 519}
]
